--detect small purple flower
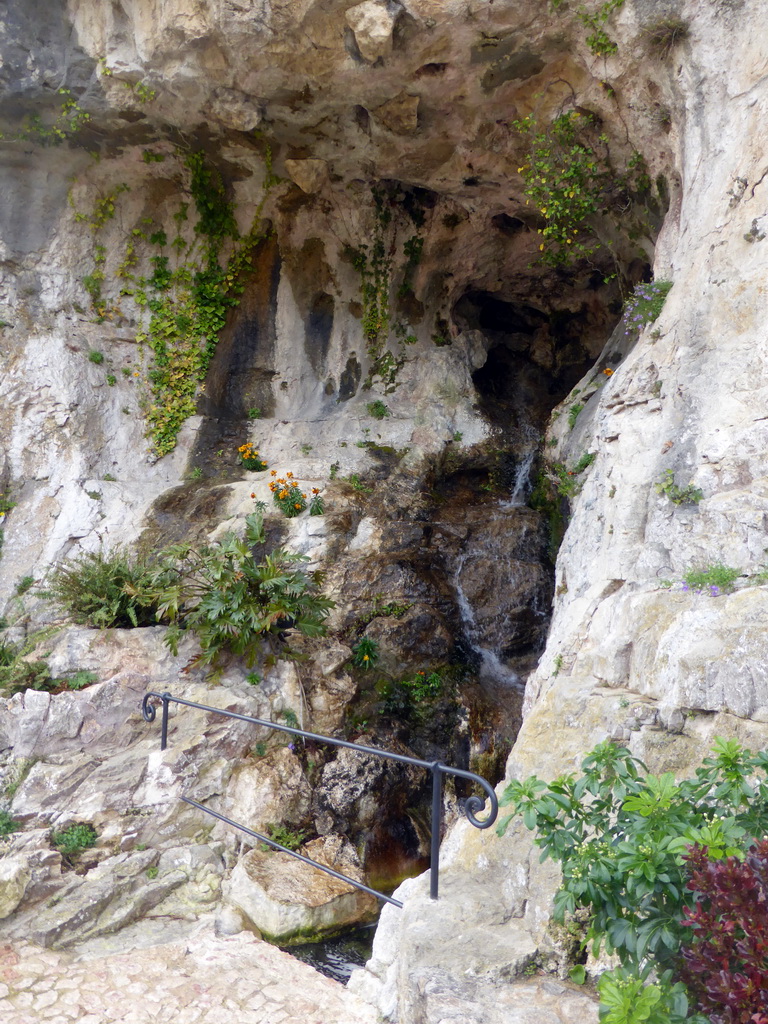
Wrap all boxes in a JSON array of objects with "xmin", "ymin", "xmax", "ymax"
[
  {"xmin": 288, "ymin": 743, "xmax": 295, "ymax": 752},
  {"xmin": 710, "ymin": 585, "xmax": 720, "ymax": 595},
  {"xmin": 681, "ymin": 584, "xmax": 690, "ymax": 591}
]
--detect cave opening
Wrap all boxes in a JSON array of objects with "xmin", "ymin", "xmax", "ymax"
[{"xmin": 455, "ymin": 286, "xmax": 621, "ymax": 432}]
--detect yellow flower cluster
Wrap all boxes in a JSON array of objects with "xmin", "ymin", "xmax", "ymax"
[
  {"xmin": 238, "ymin": 443, "xmax": 268, "ymax": 471},
  {"xmin": 267, "ymin": 472, "xmax": 325, "ymax": 518},
  {"xmin": 269, "ymin": 471, "xmax": 309, "ymax": 518}
]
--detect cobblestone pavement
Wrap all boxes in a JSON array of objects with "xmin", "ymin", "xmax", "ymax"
[{"xmin": 0, "ymin": 930, "xmax": 379, "ymax": 1024}]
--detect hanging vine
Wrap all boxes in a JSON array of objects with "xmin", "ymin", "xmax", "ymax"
[
  {"xmin": 74, "ymin": 146, "xmax": 278, "ymax": 456},
  {"xmin": 344, "ymin": 184, "xmax": 424, "ymax": 394}
]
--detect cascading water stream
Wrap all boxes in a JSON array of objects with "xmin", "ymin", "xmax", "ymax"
[
  {"xmin": 506, "ymin": 446, "xmax": 537, "ymax": 507},
  {"xmin": 452, "ymin": 549, "xmax": 524, "ymax": 692},
  {"xmin": 505, "ymin": 425, "xmax": 541, "ymax": 508}
]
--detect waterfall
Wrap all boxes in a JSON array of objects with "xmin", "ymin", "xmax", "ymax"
[
  {"xmin": 505, "ymin": 426, "xmax": 540, "ymax": 508},
  {"xmin": 452, "ymin": 550, "xmax": 524, "ymax": 690},
  {"xmin": 506, "ymin": 447, "xmax": 536, "ymax": 507}
]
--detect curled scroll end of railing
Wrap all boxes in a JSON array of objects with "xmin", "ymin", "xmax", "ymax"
[
  {"xmin": 463, "ymin": 787, "xmax": 499, "ymax": 830},
  {"xmin": 142, "ymin": 692, "xmax": 162, "ymax": 723}
]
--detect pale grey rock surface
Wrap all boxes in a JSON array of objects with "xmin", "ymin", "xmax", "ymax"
[{"xmin": 0, "ymin": 858, "xmax": 29, "ymax": 921}]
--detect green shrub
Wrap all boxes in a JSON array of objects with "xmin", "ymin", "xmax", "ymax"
[
  {"xmin": 568, "ymin": 403, "xmax": 584, "ymax": 429},
  {"xmin": 280, "ymin": 708, "xmax": 300, "ymax": 729},
  {"xmin": 682, "ymin": 564, "xmax": 740, "ymax": 594},
  {"xmin": 0, "ymin": 635, "xmax": 99, "ymax": 696},
  {"xmin": 65, "ymin": 670, "xmax": 98, "ymax": 690},
  {"xmin": 381, "ymin": 670, "xmax": 445, "ymax": 721},
  {"xmin": 42, "ymin": 547, "xmax": 164, "ymax": 628},
  {"xmin": 641, "ymin": 16, "xmax": 689, "ymax": 58},
  {"xmin": 514, "ymin": 110, "xmax": 608, "ymax": 266},
  {"xmin": 0, "ymin": 809, "xmax": 21, "ymax": 836},
  {"xmin": 655, "ymin": 469, "xmax": 703, "ymax": 506},
  {"xmin": 146, "ymin": 512, "xmax": 335, "ymax": 666},
  {"xmin": 343, "ymin": 473, "xmax": 372, "ymax": 494},
  {"xmin": 552, "ymin": 454, "xmax": 596, "ymax": 499},
  {"xmin": 15, "ymin": 575, "xmax": 35, "ymax": 596},
  {"xmin": 51, "ymin": 822, "xmax": 98, "ymax": 859},
  {"xmin": 88, "ymin": 350, "xmax": 105, "ymax": 365},
  {"xmin": 572, "ymin": 451, "xmax": 596, "ymax": 474},
  {"xmin": 366, "ymin": 400, "xmax": 390, "ymax": 420},
  {"xmin": 43, "ymin": 512, "xmax": 334, "ymax": 668},
  {"xmin": 623, "ymin": 281, "xmax": 673, "ymax": 335},
  {"xmin": 0, "ymin": 637, "xmax": 56, "ymax": 697},
  {"xmin": 578, "ymin": 0, "xmax": 625, "ymax": 56},
  {"xmin": 351, "ymin": 636, "xmax": 379, "ymax": 671},
  {"xmin": 264, "ymin": 822, "xmax": 306, "ymax": 852},
  {"xmin": 497, "ymin": 737, "xmax": 768, "ymax": 1022}
]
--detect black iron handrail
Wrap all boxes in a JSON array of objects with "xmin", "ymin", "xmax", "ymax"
[{"xmin": 142, "ymin": 691, "xmax": 498, "ymax": 907}]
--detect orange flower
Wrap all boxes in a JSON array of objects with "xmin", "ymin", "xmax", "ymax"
[
  {"xmin": 603, "ymin": 368, "xmax": 614, "ymax": 377},
  {"xmin": 250, "ymin": 493, "xmax": 256, "ymax": 498},
  {"xmin": 294, "ymin": 502, "xmax": 301, "ymax": 509},
  {"xmin": 286, "ymin": 471, "xmax": 294, "ymax": 478},
  {"xmin": 279, "ymin": 490, "xmax": 288, "ymax": 499},
  {"xmin": 270, "ymin": 470, "xmax": 277, "ymax": 476},
  {"xmin": 311, "ymin": 487, "xmax": 319, "ymax": 494}
]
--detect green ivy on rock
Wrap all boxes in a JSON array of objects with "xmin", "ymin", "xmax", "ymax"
[{"xmin": 75, "ymin": 146, "xmax": 277, "ymax": 456}]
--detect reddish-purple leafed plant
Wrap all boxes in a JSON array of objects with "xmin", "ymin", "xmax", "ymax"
[{"xmin": 681, "ymin": 840, "xmax": 768, "ymax": 1024}]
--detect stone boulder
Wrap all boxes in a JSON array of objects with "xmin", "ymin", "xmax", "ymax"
[
  {"xmin": 313, "ymin": 739, "xmax": 424, "ymax": 837},
  {"xmin": 345, "ymin": 1, "xmax": 399, "ymax": 63},
  {"xmin": 0, "ymin": 856, "xmax": 30, "ymax": 919},
  {"xmin": 284, "ymin": 158, "xmax": 329, "ymax": 195},
  {"xmin": 215, "ymin": 746, "xmax": 311, "ymax": 848},
  {"xmin": 225, "ymin": 835, "xmax": 378, "ymax": 943},
  {"xmin": 372, "ymin": 93, "xmax": 420, "ymax": 135}
]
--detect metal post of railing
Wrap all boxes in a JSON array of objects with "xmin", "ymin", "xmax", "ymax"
[
  {"xmin": 429, "ymin": 762, "xmax": 443, "ymax": 900},
  {"xmin": 160, "ymin": 692, "xmax": 170, "ymax": 751}
]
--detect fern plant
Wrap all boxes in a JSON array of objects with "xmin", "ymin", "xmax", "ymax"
[
  {"xmin": 42, "ymin": 547, "xmax": 165, "ymax": 628},
  {"xmin": 141, "ymin": 512, "xmax": 335, "ymax": 666}
]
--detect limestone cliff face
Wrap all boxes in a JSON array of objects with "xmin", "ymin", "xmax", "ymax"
[
  {"xmin": 347, "ymin": 4, "xmax": 768, "ymax": 1022},
  {"xmin": 0, "ymin": 0, "xmax": 659, "ymax": 597},
  {"xmin": 1, "ymin": 0, "xmax": 767, "ymax": 1021}
]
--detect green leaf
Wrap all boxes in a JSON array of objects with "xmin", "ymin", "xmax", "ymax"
[{"xmin": 496, "ymin": 812, "xmax": 515, "ymax": 837}]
